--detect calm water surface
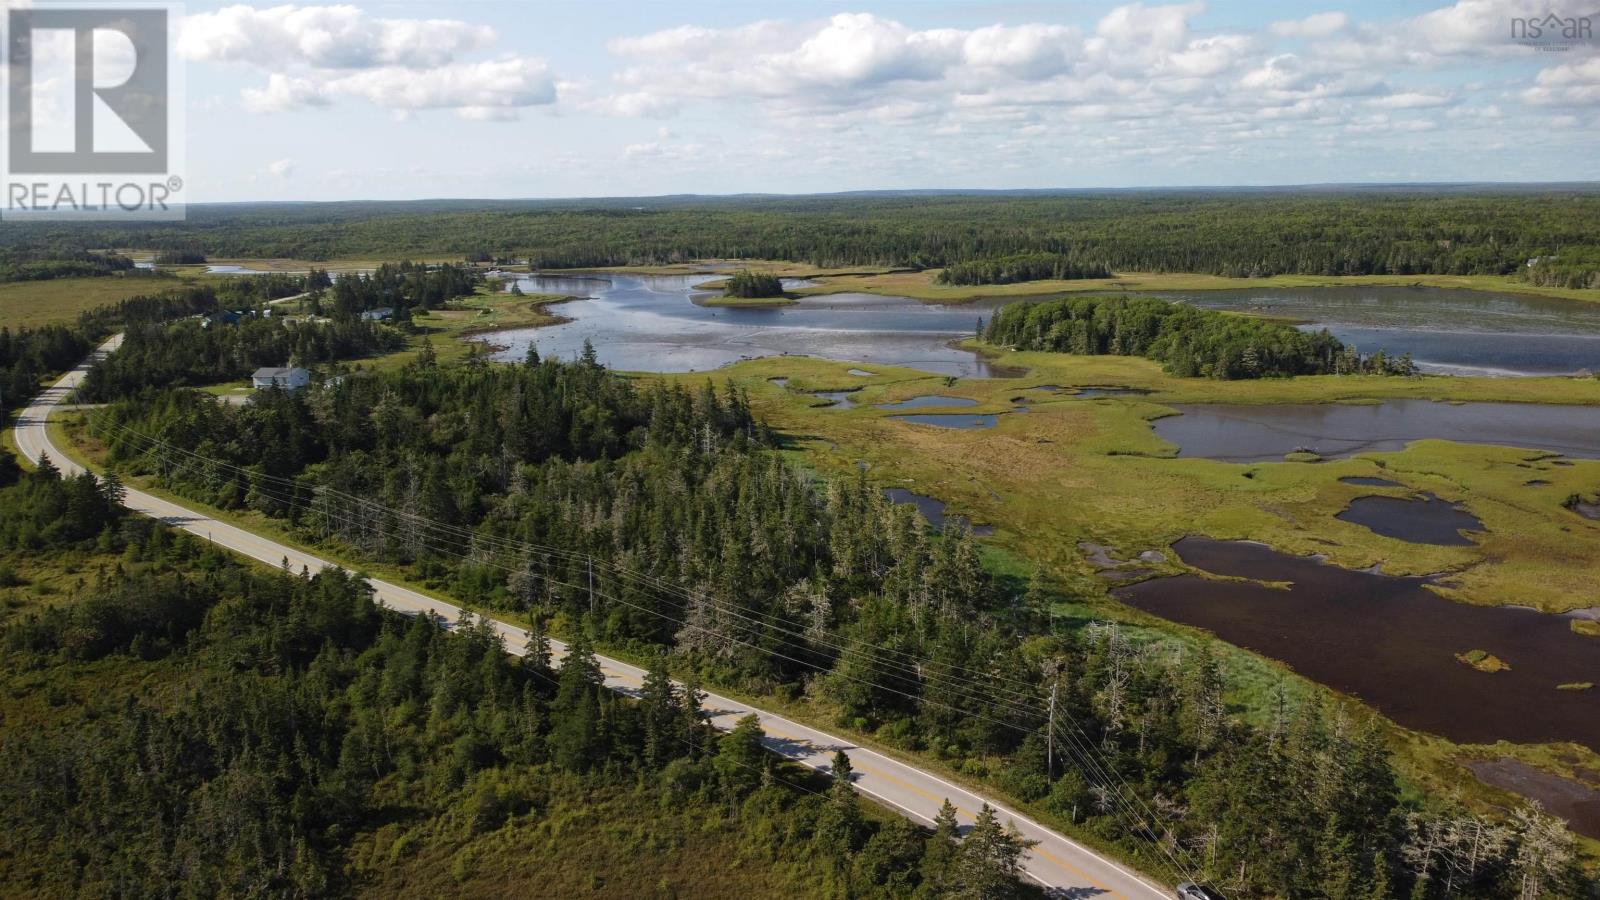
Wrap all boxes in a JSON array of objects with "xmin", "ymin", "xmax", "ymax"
[
  {"xmin": 1336, "ymin": 494, "xmax": 1485, "ymax": 546},
  {"xmin": 486, "ymin": 274, "xmax": 1006, "ymax": 376},
  {"xmin": 1159, "ymin": 286, "xmax": 1600, "ymax": 376},
  {"xmin": 1118, "ymin": 538, "xmax": 1600, "ymax": 750},
  {"xmin": 1153, "ymin": 400, "xmax": 1600, "ymax": 462},
  {"xmin": 484, "ymin": 276, "xmax": 1600, "ymax": 378}
]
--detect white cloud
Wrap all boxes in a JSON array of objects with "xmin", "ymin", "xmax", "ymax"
[
  {"xmin": 242, "ymin": 73, "xmax": 329, "ymax": 113},
  {"xmin": 1368, "ymin": 90, "xmax": 1454, "ymax": 109},
  {"xmin": 1524, "ymin": 57, "xmax": 1600, "ymax": 106},
  {"xmin": 326, "ymin": 58, "xmax": 556, "ymax": 115},
  {"xmin": 179, "ymin": 4, "xmax": 493, "ymax": 69},
  {"xmin": 266, "ymin": 158, "xmax": 295, "ymax": 178},
  {"xmin": 600, "ymin": 4, "xmax": 1256, "ymax": 123},
  {"xmin": 182, "ymin": 4, "xmax": 556, "ymax": 119},
  {"xmin": 1269, "ymin": 12, "xmax": 1349, "ymax": 39}
]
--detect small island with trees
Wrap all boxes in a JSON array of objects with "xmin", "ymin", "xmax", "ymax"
[{"xmin": 700, "ymin": 269, "xmax": 795, "ymax": 307}]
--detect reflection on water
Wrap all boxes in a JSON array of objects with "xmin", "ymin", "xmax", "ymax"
[
  {"xmin": 480, "ymin": 275, "xmax": 1600, "ymax": 379},
  {"xmin": 875, "ymin": 395, "xmax": 979, "ymax": 410},
  {"xmin": 1340, "ymin": 476, "xmax": 1403, "ymax": 487},
  {"xmin": 1118, "ymin": 537, "xmax": 1600, "ymax": 750},
  {"xmin": 1153, "ymin": 400, "xmax": 1600, "ymax": 462},
  {"xmin": 882, "ymin": 488, "xmax": 995, "ymax": 536},
  {"xmin": 484, "ymin": 273, "xmax": 1008, "ymax": 376},
  {"xmin": 1160, "ymin": 286, "xmax": 1600, "ymax": 376},
  {"xmin": 1336, "ymin": 494, "xmax": 1484, "ymax": 546}
]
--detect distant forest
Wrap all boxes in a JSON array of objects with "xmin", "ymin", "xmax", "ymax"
[
  {"xmin": 3, "ymin": 190, "xmax": 1598, "ymax": 287},
  {"xmin": 938, "ymin": 252, "xmax": 1112, "ymax": 285},
  {"xmin": 0, "ymin": 249, "xmax": 137, "ymax": 283}
]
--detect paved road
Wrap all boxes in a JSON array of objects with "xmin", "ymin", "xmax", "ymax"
[{"xmin": 14, "ymin": 338, "xmax": 1172, "ymax": 899}]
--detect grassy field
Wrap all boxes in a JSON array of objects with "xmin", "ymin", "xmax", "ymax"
[
  {"xmin": 697, "ymin": 294, "xmax": 796, "ymax": 308},
  {"xmin": 0, "ymin": 274, "xmax": 223, "ymax": 329},
  {"xmin": 354, "ymin": 287, "xmax": 570, "ymax": 371}
]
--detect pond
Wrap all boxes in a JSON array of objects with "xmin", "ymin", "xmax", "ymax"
[
  {"xmin": 1117, "ymin": 537, "xmax": 1600, "ymax": 750},
  {"xmin": 485, "ymin": 274, "xmax": 1008, "ymax": 376},
  {"xmin": 1336, "ymin": 494, "xmax": 1485, "ymax": 546},
  {"xmin": 882, "ymin": 488, "xmax": 995, "ymax": 536},
  {"xmin": 1151, "ymin": 400, "xmax": 1600, "ymax": 462},
  {"xmin": 1339, "ymin": 476, "xmax": 1404, "ymax": 487},
  {"xmin": 1158, "ymin": 285, "xmax": 1600, "ymax": 376},
  {"xmin": 875, "ymin": 395, "xmax": 979, "ymax": 411},
  {"xmin": 810, "ymin": 391, "xmax": 858, "ymax": 410}
]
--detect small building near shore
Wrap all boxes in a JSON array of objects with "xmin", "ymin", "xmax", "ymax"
[{"xmin": 252, "ymin": 366, "xmax": 310, "ymax": 392}]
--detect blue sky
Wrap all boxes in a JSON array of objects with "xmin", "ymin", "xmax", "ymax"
[{"xmin": 147, "ymin": 0, "xmax": 1600, "ymax": 199}]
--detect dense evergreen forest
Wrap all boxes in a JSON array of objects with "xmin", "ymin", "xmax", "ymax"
[
  {"xmin": 0, "ymin": 466, "xmax": 1032, "ymax": 898},
  {"xmin": 81, "ymin": 348, "xmax": 1590, "ymax": 897},
  {"xmin": 725, "ymin": 270, "xmax": 785, "ymax": 297},
  {"xmin": 319, "ymin": 261, "xmax": 481, "ymax": 320},
  {"xmin": 984, "ymin": 296, "xmax": 1417, "ymax": 379},
  {"xmin": 0, "ymin": 248, "xmax": 135, "ymax": 282},
  {"xmin": 3, "ymin": 190, "xmax": 1596, "ymax": 286},
  {"xmin": 0, "ymin": 325, "xmax": 94, "ymax": 419},
  {"xmin": 937, "ymin": 252, "xmax": 1112, "ymax": 285}
]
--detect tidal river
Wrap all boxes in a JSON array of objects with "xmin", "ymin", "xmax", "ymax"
[
  {"xmin": 1159, "ymin": 285, "xmax": 1600, "ymax": 376},
  {"xmin": 482, "ymin": 274, "xmax": 1600, "ymax": 379},
  {"xmin": 485, "ymin": 274, "xmax": 1009, "ymax": 377}
]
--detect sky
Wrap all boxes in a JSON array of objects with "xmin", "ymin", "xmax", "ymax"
[{"xmin": 16, "ymin": 0, "xmax": 1600, "ymax": 201}]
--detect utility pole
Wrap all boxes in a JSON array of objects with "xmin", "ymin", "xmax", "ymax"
[
  {"xmin": 1047, "ymin": 679, "xmax": 1059, "ymax": 779},
  {"xmin": 588, "ymin": 558, "xmax": 595, "ymax": 618}
]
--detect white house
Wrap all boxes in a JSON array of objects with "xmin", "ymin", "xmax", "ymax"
[{"xmin": 252, "ymin": 366, "xmax": 311, "ymax": 392}]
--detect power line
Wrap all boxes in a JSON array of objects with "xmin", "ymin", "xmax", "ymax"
[{"xmin": 74, "ymin": 401, "xmax": 1207, "ymax": 884}]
